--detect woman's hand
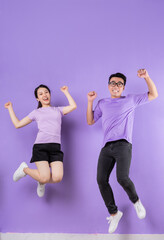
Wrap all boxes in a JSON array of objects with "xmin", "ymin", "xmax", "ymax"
[
  {"xmin": 4, "ymin": 101, "xmax": 12, "ymax": 109},
  {"xmin": 60, "ymin": 86, "xmax": 68, "ymax": 93}
]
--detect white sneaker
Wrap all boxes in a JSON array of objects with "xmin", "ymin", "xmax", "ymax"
[
  {"xmin": 37, "ymin": 182, "xmax": 46, "ymax": 197},
  {"xmin": 13, "ymin": 162, "xmax": 28, "ymax": 182},
  {"xmin": 134, "ymin": 199, "xmax": 146, "ymax": 219},
  {"xmin": 107, "ymin": 210, "xmax": 123, "ymax": 234}
]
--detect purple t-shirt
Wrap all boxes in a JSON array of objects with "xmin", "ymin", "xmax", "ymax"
[
  {"xmin": 94, "ymin": 93, "xmax": 150, "ymax": 146},
  {"xmin": 28, "ymin": 106, "xmax": 64, "ymax": 144}
]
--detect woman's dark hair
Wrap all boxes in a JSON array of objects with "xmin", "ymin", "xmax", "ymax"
[
  {"xmin": 34, "ymin": 84, "xmax": 51, "ymax": 108},
  {"xmin": 108, "ymin": 72, "xmax": 127, "ymax": 86}
]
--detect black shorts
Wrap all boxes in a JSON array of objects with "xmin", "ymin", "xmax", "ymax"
[{"xmin": 30, "ymin": 143, "xmax": 64, "ymax": 164}]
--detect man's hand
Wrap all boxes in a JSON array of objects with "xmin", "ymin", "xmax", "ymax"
[
  {"xmin": 137, "ymin": 69, "xmax": 149, "ymax": 79},
  {"xmin": 87, "ymin": 91, "xmax": 97, "ymax": 102},
  {"xmin": 4, "ymin": 101, "xmax": 12, "ymax": 109},
  {"xmin": 87, "ymin": 91, "xmax": 96, "ymax": 125},
  {"xmin": 137, "ymin": 69, "xmax": 158, "ymax": 100},
  {"xmin": 60, "ymin": 86, "xmax": 68, "ymax": 93}
]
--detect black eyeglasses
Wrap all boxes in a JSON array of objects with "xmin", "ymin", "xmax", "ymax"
[{"xmin": 109, "ymin": 81, "xmax": 124, "ymax": 87}]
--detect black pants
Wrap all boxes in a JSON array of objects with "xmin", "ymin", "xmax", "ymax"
[{"xmin": 97, "ymin": 139, "xmax": 139, "ymax": 214}]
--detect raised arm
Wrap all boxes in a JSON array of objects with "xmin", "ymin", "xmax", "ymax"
[
  {"xmin": 60, "ymin": 86, "xmax": 77, "ymax": 115},
  {"xmin": 4, "ymin": 102, "xmax": 32, "ymax": 128},
  {"xmin": 87, "ymin": 91, "xmax": 97, "ymax": 125},
  {"xmin": 137, "ymin": 69, "xmax": 158, "ymax": 101}
]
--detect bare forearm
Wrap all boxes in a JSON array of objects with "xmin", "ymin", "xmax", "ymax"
[
  {"xmin": 145, "ymin": 76, "xmax": 158, "ymax": 100},
  {"xmin": 64, "ymin": 91, "xmax": 77, "ymax": 109},
  {"xmin": 8, "ymin": 107, "xmax": 20, "ymax": 128},
  {"xmin": 87, "ymin": 101, "xmax": 94, "ymax": 125}
]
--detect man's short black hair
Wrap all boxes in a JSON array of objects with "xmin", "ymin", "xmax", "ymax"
[{"xmin": 108, "ymin": 72, "xmax": 127, "ymax": 86}]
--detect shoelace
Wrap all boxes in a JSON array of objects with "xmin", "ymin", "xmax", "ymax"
[
  {"xmin": 106, "ymin": 216, "xmax": 113, "ymax": 224},
  {"xmin": 135, "ymin": 202, "xmax": 142, "ymax": 213},
  {"xmin": 39, "ymin": 183, "xmax": 45, "ymax": 191}
]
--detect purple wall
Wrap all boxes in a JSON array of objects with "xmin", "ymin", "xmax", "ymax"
[{"xmin": 1, "ymin": 0, "xmax": 164, "ymax": 234}]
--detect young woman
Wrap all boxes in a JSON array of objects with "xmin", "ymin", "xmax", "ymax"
[{"xmin": 5, "ymin": 84, "xmax": 77, "ymax": 197}]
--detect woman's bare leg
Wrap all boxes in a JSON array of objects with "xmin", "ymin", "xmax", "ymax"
[
  {"xmin": 24, "ymin": 161, "xmax": 51, "ymax": 184},
  {"xmin": 50, "ymin": 161, "xmax": 64, "ymax": 183}
]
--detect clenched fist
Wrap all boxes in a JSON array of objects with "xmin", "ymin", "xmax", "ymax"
[
  {"xmin": 4, "ymin": 101, "xmax": 12, "ymax": 109},
  {"xmin": 137, "ymin": 69, "xmax": 149, "ymax": 79},
  {"xmin": 87, "ymin": 91, "xmax": 97, "ymax": 102},
  {"xmin": 60, "ymin": 86, "xmax": 68, "ymax": 93}
]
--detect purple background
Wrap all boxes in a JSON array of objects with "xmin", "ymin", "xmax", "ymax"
[{"xmin": 0, "ymin": 0, "xmax": 164, "ymax": 234}]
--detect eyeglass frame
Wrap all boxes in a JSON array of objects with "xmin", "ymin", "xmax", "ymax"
[{"xmin": 108, "ymin": 81, "xmax": 124, "ymax": 87}]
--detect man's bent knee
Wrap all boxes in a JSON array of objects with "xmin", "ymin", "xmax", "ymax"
[{"xmin": 117, "ymin": 177, "xmax": 130, "ymax": 188}]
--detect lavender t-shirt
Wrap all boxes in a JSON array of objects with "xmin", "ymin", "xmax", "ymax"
[
  {"xmin": 28, "ymin": 106, "xmax": 64, "ymax": 144},
  {"xmin": 94, "ymin": 93, "xmax": 150, "ymax": 146}
]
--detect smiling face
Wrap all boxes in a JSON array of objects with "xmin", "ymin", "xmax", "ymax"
[
  {"xmin": 108, "ymin": 77, "xmax": 125, "ymax": 98},
  {"xmin": 37, "ymin": 87, "xmax": 51, "ymax": 107}
]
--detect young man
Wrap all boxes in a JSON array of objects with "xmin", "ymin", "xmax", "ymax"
[{"xmin": 87, "ymin": 69, "xmax": 158, "ymax": 234}]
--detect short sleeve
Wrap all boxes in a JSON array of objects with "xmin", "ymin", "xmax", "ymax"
[
  {"xmin": 27, "ymin": 110, "xmax": 36, "ymax": 121},
  {"xmin": 57, "ymin": 106, "xmax": 65, "ymax": 116},
  {"xmin": 132, "ymin": 93, "xmax": 150, "ymax": 107},
  {"xmin": 93, "ymin": 100, "xmax": 102, "ymax": 122}
]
